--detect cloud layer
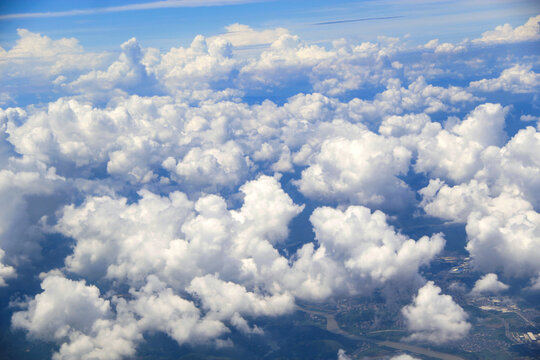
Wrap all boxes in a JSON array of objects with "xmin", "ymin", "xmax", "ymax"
[{"xmin": 1, "ymin": 13, "xmax": 539, "ymax": 359}]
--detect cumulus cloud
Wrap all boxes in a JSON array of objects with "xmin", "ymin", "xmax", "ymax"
[
  {"xmin": 210, "ymin": 24, "xmax": 290, "ymax": 47},
  {"xmin": 153, "ymin": 34, "xmax": 237, "ymax": 92},
  {"xmin": 529, "ymin": 274, "xmax": 540, "ymax": 291},
  {"xmin": 390, "ymin": 355, "xmax": 421, "ymax": 360},
  {"xmin": 0, "ymin": 29, "xmax": 108, "ymax": 104},
  {"xmin": 296, "ymin": 131, "xmax": 413, "ymax": 208},
  {"xmin": 471, "ymin": 273, "xmax": 509, "ymax": 295},
  {"xmin": 344, "ymin": 77, "xmax": 479, "ymax": 122},
  {"xmin": 402, "ymin": 282, "xmax": 470, "ymax": 344},
  {"xmin": 69, "ymin": 38, "xmax": 157, "ymax": 98},
  {"xmin": 477, "ymin": 126, "xmax": 540, "ymax": 208},
  {"xmin": 421, "ymin": 179, "xmax": 540, "ymax": 281},
  {"xmin": 3, "ymin": 15, "xmax": 540, "ymax": 359},
  {"xmin": 12, "ymin": 271, "xmax": 112, "ymax": 341},
  {"xmin": 465, "ymin": 190, "xmax": 540, "ymax": 278},
  {"xmin": 0, "ymin": 29, "xmax": 106, "ymax": 77},
  {"xmin": 12, "ymin": 272, "xmax": 228, "ymax": 360},
  {"xmin": 473, "ymin": 15, "xmax": 540, "ymax": 44},
  {"xmin": 419, "ymin": 179, "xmax": 491, "ymax": 222},
  {"xmin": 0, "ymin": 156, "xmax": 64, "ymax": 263},
  {"xmin": 0, "ymin": 248, "xmax": 16, "ymax": 286},
  {"xmin": 309, "ymin": 206, "xmax": 444, "ymax": 287},
  {"xmin": 55, "ymin": 175, "xmax": 303, "ymax": 285},
  {"xmin": 469, "ymin": 64, "xmax": 540, "ymax": 93},
  {"xmin": 16, "ymin": 173, "xmax": 445, "ymax": 356},
  {"xmin": 415, "ymin": 103, "xmax": 508, "ymax": 182},
  {"xmin": 424, "ymin": 39, "xmax": 465, "ymax": 54},
  {"xmin": 188, "ymin": 274, "xmax": 294, "ymax": 330},
  {"xmin": 337, "ymin": 349, "xmax": 352, "ymax": 360}
]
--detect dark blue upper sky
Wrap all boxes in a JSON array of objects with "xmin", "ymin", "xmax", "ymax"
[{"xmin": 1, "ymin": 0, "xmax": 539, "ymax": 50}]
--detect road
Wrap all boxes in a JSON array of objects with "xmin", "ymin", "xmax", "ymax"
[{"xmin": 297, "ymin": 305, "xmax": 465, "ymax": 360}]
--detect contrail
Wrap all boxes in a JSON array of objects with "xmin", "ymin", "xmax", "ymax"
[{"xmin": 313, "ymin": 16, "xmax": 404, "ymax": 26}]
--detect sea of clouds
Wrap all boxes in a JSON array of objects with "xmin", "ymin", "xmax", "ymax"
[{"xmin": 0, "ymin": 14, "xmax": 539, "ymax": 359}]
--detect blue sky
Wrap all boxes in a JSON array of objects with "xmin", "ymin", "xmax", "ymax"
[{"xmin": 1, "ymin": 0, "xmax": 539, "ymax": 50}]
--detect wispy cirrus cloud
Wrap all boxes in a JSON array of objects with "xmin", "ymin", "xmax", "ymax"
[
  {"xmin": 0, "ymin": 0, "xmax": 269, "ymax": 20},
  {"xmin": 313, "ymin": 16, "xmax": 404, "ymax": 26}
]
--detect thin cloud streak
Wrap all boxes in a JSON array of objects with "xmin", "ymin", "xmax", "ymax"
[
  {"xmin": 0, "ymin": 0, "xmax": 268, "ymax": 20},
  {"xmin": 313, "ymin": 16, "xmax": 404, "ymax": 25}
]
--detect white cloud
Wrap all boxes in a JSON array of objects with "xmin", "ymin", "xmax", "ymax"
[
  {"xmin": 415, "ymin": 103, "xmax": 508, "ymax": 183},
  {"xmin": 471, "ymin": 273, "xmax": 509, "ymax": 295},
  {"xmin": 337, "ymin": 349, "xmax": 352, "ymax": 360},
  {"xmin": 30, "ymin": 173, "xmax": 447, "ymax": 356},
  {"xmin": 473, "ymin": 15, "xmax": 540, "ymax": 44},
  {"xmin": 12, "ymin": 271, "xmax": 112, "ymax": 341},
  {"xmin": 419, "ymin": 179, "xmax": 491, "ymax": 222},
  {"xmin": 296, "ymin": 131, "xmax": 413, "ymax": 208},
  {"xmin": 0, "ymin": 29, "xmax": 107, "ymax": 93},
  {"xmin": 465, "ymin": 190, "xmax": 540, "ymax": 279},
  {"xmin": 166, "ymin": 141, "xmax": 250, "ymax": 192},
  {"xmin": 520, "ymin": 114, "xmax": 540, "ymax": 122},
  {"xmin": 210, "ymin": 24, "xmax": 290, "ymax": 47},
  {"xmin": 0, "ymin": 248, "xmax": 16, "ymax": 286},
  {"xmin": 402, "ymin": 281, "xmax": 470, "ymax": 344},
  {"xmin": 529, "ymin": 274, "xmax": 540, "ymax": 291},
  {"xmin": 0, "ymin": 157, "xmax": 64, "ymax": 264},
  {"xmin": 424, "ymin": 39, "xmax": 465, "ymax": 54},
  {"xmin": 188, "ymin": 274, "xmax": 294, "ymax": 322},
  {"xmin": 390, "ymin": 355, "xmax": 421, "ymax": 360},
  {"xmin": 3, "ymin": 16, "xmax": 540, "ymax": 359},
  {"xmin": 476, "ymin": 126, "xmax": 540, "ymax": 208},
  {"xmin": 12, "ymin": 272, "xmax": 228, "ymax": 360},
  {"xmin": 69, "ymin": 38, "xmax": 157, "ymax": 98},
  {"xmin": 310, "ymin": 206, "xmax": 444, "ymax": 284},
  {"xmin": 469, "ymin": 64, "xmax": 540, "ymax": 93},
  {"xmin": 420, "ymin": 176, "xmax": 540, "ymax": 282},
  {"xmin": 129, "ymin": 277, "xmax": 228, "ymax": 345},
  {"xmin": 154, "ymin": 34, "xmax": 237, "ymax": 91}
]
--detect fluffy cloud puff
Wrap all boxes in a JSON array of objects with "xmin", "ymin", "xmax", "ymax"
[
  {"xmin": 418, "ymin": 117, "xmax": 540, "ymax": 282},
  {"xmin": 415, "ymin": 103, "xmax": 508, "ymax": 183},
  {"xmin": 465, "ymin": 191, "xmax": 540, "ymax": 278},
  {"xmin": 55, "ymin": 175, "xmax": 303, "ymax": 286},
  {"xmin": 471, "ymin": 273, "xmax": 509, "ymax": 295},
  {"xmin": 473, "ymin": 15, "xmax": 540, "ymax": 44},
  {"xmin": 210, "ymin": 23, "xmax": 290, "ymax": 47},
  {"xmin": 69, "ymin": 38, "xmax": 157, "ymax": 99},
  {"xmin": 14, "ymin": 175, "xmax": 446, "ymax": 357},
  {"xmin": 476, "ymin": 126, "xmax": 540, "ymax": 208},
  {"xmin": 0, "ymin": 157, "xmax": 64, "ymax": 263},
  {"xmin": 420, "ymin": 124, "xmax": 540, "ymax": 214},
  {"xmin": 296, "ymin": 131, "xmax": 413, "ymax": 208},
  {"xmin": 0, "ymin": 248, "xmax": 16, "ymax": 286},
  {"xmin": 337, "ymin": 349, "xmax": 352, "ymax": 360},
  {"xmin": 309, "ymin": 206, "xmax": 444, "ymax": 287},
  {"xmin": 390, "ymin": 355, "xmax": 421, "ymax": 360},
  {"xmin": 424, "ymin": 39, "xmax": 465, "ymax": 54},
  {"xmin": 12, "ymin": 272, "xmax": 228, "ymax": 360},
  {"xmin": 3, "ymin": 15, "xmax": 540, "ymax": 359},
  {"xmin": 12, "ymin": 271, "xmax": 112, "ymax": 341},
  {"xmin": 420, "ymin": 179, "xmax": 540, "ymax": 280},
  {"xmin": 469, "ymin": 64, "xmax": 540, "ymax": 93},
  {"xmin": 402, "ymin": 281, "xmax": 470, "ymax": 344},
  {"xmin": 0, "ymin": 29, "xmax": 107, "ymax": 96}
]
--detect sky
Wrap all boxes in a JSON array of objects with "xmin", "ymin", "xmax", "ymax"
[
  {"xmin": 0, "ymin": 0, "xmax": 539, "ymax": 49},
  {"xmin": 0, "ymin": 1, "xmax": 540, "ymax": 359}
]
